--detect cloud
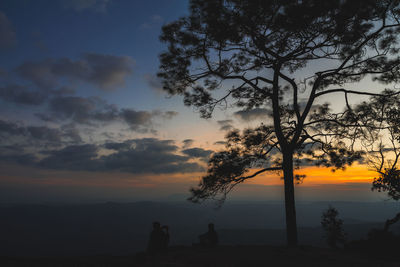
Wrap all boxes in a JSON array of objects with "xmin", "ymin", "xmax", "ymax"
[
  {"xmin": 0, "ymin": 83, "xmax": 176, "ymax": 132},
  {"xmin": 26, "ymin": 126, "xmax": 63, "ymax": 143},
  {"xmin": 0, "ymin": 120, "xmax": 25, "ymax": 135},
  {"xmin": 0, "ymin": 133, "xmax": 207, "ymax": 174},
  {"xmin": 144, "ymin": 73, "xmax": 163, "ymax": 92},
  {"xmin": 81, "ymin": 53, "xmax": 134, "ymax": 90},
  {"xmin": 36, "ymin": 96, "xmax": 177, "ymax": 132},
  {"xmin": 0, "ymin": 84, "xmax": 47, "ymax": 105},
  {"xmin": 60, "ymin": 124, "xmax": 82, "ymax": 143},
  {"xmin": 120, "ymin": 109, "xmax": 153, "ymax": 130},
  {"xmin": 182, "ymin": 147, "xmax": 213, "ymax": 159},
  {"xmin": 37, "ymin": 138, "xmax": 205, "ymax": 174},
  {"xmin": 234, "ymin": 108, "xmax": 270, "ymax": 121},
  {"xmin": 217, "ymin": 120, "xmax": 234, "ymax": 131},
  {"xmin": 61, "ymin": 0, "xmax": 112, "ymax": 12},
  {"xmin": 0, "ymin": 119, "xmax": 81, "ymax": 144},
  {"xmin": 182, "ymin": 139, "xmax": 194, "ymax": 149},
  {"xmin": 0, "ymin": 120, "xmax": 82, "ymax": 167},
  {"xmin": 16, "ymin": 60, "xmax": 56, "ymax": 89},
  {"xmin": 0, "ymin": 153, "xmax": 37, "ymax": 165},
  {"xmin": 0, "ymin": 12, "xmax": 16, "ymax": 48},
  {"xmin": 47, "ymin": 96, "xmax": 112, "ymax": 123},
  {"xmin": 16, "ymin": 53, "xmax": 134, "ymax": 90},
  {"xmin": 100, "ymin": 138, "xmax": 198, "ymax": 173},
  {"xmin": 40, "ymin": 144, "xmax": 99, "ymax": 170}
]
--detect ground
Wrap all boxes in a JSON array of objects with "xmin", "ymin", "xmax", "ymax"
[{"xmin": 1, "ymin": 245, "xmax": 398, "ymax": 267}]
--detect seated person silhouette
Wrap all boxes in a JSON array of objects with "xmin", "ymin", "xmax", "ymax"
[
  {"xmin": 147, "ymin": 221, "xmax": 169, "ymax": 254},
  {"xmin": 198, "ymin": 223, "xmax": 218, "ymax": 247}
]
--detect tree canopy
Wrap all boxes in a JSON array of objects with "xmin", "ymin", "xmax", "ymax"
[
  {"xmin": 158, "ymin": 0, "xmax": 400, "ymax": 246},
  {"xmin": 359, "ymin": 91, "xmax": 400, "ymax": 231}
]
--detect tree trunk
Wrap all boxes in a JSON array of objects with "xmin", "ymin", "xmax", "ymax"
[{"xmin": 282, "ymin": 151, "xmax": 298, "ymax": 246}]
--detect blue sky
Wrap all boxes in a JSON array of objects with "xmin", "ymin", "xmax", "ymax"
[
  {"xmin": 1, "ymin": 0, "xmax": 187, "ymax": 106},
  {"xmin": 0, "ymin": 0, "xmax": 391, "ymax": 203},
  {"xmin": 0, "ymin": 0, "xmax": 235, "ymax": 203}
]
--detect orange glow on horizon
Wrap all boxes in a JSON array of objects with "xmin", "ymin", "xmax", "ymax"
[
  {"xmin": 0, "ymin": 163, "xmax": 377, "ymax": 190},
  {"xmin": 247, "ymin": 164, "xmax": 377, "ymax": 186}
]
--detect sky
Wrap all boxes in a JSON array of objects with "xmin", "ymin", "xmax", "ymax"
[{"xmin": 0, "ymin": 0, "xmax": 392, "ymax": 203}]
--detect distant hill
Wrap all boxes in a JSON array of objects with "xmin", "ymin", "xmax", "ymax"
[{"xmin": 0, "ymin": 201, "xmax": 398, "ymax": 256}]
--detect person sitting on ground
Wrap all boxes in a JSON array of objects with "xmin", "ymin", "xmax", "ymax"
[
  {"xmin": 198, "ymin": 223, "xmax": 218, "ymax": 247},
  {"xmin": 147, "ymin": 221, "xmax": 170, "ymax": 254}
]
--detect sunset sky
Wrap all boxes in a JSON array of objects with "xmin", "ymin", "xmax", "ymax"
[{"xmin": 0, "ymin": 0, "xmax": 392, "ymax": 203}]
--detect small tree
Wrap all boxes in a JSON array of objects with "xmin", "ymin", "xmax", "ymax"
[
  {"xmin": 321, "ymin": 206, "xmax": 346, "ymax": 248},
  {"xmin": 158, "ymin": 0, "xmax": 400, "ymax": 246}
]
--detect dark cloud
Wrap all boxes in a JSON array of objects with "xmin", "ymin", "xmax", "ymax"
[
  {"xmin": 16, "ymin": 53, "xmax": 134, "ymax": 90},
  {"xmin": 127, "ymin": 138, "xmax": 178, "ymax": 153},
  {"xmin": 80, "ymin": 53, "xmax": 134, "ymax": 90},
  {"xmin": 1, "ymin": 144, "xmax": 24, "ymax": 153},
  {"xmin": 144, "ymin": 73, "xmax": 163, "ymax": 92},
  {"xmin": 0, "ymin": 84, "xmax": 74, "ymax": 106},
  {"xmin": 217, "ymin": 120, "xmax": 234, "ymax": 131},
  {"xmin": 16, "ymin": 60, "xmax": 56, "ymax": 89},
  {"xmin": 0, "ymin": 84, "xmax": 47, "ymax": 105},
  {"xmin": 234, "ymin": 108, "xmax": 270, "ymax": 121},
  {"xmin": 0, "ymin": 135, "xmax": 207, "ymax": 174},
  {"xmin": 37, "ymin": 138, "xmax": 204, "ymax": 174},
  {"xmin": 100, "ymin": 139, "xmax": 199, "ymax": 174},
  {"xmin": 0, "ymin": 12, "xmax": 16, "ymax": 48},
  {"xmin": 0, "ymin": 153, "xmax": 37, "ymax": 165},
  {"xmin": 0, "ymin": 120, "xmax": 25, "ymax": 136},
  {"xmin": 27, "ymin": 126, "xmax": 62, "ymax": 142},
  {"xmin": 182, "ymin": 147, "xmax": 213, "ymax": 159},
  {"xmin": 40, "ymin": 144, "xmax": 99, "ymax": 170},
  {"xmin": 60, "ymin": 124, "xmax": 82, "ymax": 143},
  {"xmin": 34, "ymin": 113, "xmax": 55, "ymax": 122},
  {"xmin": 104, "ymin": 141, "xmax": 131, "ymax": 151},
  {"xmin": 47, "ymin": 96, "xmax": 107, "ymax": 123},
  {"xmin": 39, "ymin": 96, "xmax": 177, "ymax": 132},
  {"xmin": 0, "ymin": 119, "xmax": 81, "ymax": 145},
  {"xmin": 61, "ymin": 0, "xmax": 112, "ymax": 12},
  {"xmin": 105, "ymin": 138, "xmax": 177, "ymax": 152},
  {"xmin": 120, "ymin": 109, "xmax": 153, "ymax": 130},
  {"xmin": 182, "ymin": 139, "xmax": 194, "ymax": 149}
]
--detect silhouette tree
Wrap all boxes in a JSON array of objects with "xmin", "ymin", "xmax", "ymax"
[
  {"xmin": 158, "ymin": 0, "xmax": 400, "ymax": 246},
  {"xmin": 360, "ymin": 92, "xmax": 400, "ymax": 232},
  {"xmin": 321, "ymin": 206, "xmax": 346, "ymax": 248}
]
